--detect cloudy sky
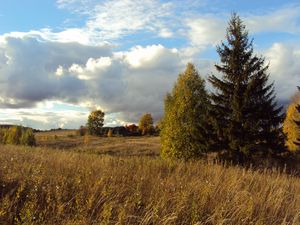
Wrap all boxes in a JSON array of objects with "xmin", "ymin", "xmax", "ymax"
[{"xmin": 0, "ymin": 0, "xmax": 299, "ymax": 129}]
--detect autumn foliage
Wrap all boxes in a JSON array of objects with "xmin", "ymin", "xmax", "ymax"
[
  {"xmin": 283, "ymin": 90, "xmax": 300, "ymax": 151},
  {"xmin": 138, "ymin": 113, "xmax": 154, "ymax": 135},
  {"xmin": 87, "ymin": 109, "xmax": 105, "ymax": 136},
  {"xmin": 0, "ymin": 126, "xmax": 36, "ymax": 146}
]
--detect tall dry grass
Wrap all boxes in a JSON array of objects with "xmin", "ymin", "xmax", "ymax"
[{"xmin": 0, "ymin": 145, "xmax": 299, "ymax": 224}]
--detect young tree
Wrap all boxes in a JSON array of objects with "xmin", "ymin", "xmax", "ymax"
[
  {"xmin": 87, "ymin": 109, "xmax": 105, "ymax": 136},
  {"xmin": 138, "ymin": 113, "xmax": 154, "ymax": 135},
  {"xmin": 209, "ymin": 14, "xmax": 284, "ymax": 162},
  {"xmin": 294, "ymin": 86, "xmax": 300, "ymax": 147},
  {"xmin": 283, "ymin": 102, "xmax": 300, "ymax": 151},
  {"xmin": 161, "ymin": 63, "xmax": 211, "ymax": 160}
]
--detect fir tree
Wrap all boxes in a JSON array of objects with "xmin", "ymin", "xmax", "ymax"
[
  {"xmin": 209, "ymin": 14, "xmax": 284, "ymax": 162},
  {"xmin": 161, "ymin": 63, "xmax": 211, "ymax": 160}
]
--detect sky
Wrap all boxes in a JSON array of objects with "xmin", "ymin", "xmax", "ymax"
[{"xmin": 0, "ymin": 0, "xmax": 299, "ymax": 129}]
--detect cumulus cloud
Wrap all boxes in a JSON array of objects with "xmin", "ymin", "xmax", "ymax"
[
  {"xmin": 0, "ymin": 35, "xmax": 112, "ymax": 109},
  {"xmin": 185, "ymin": 17, "xmax": 226, "ymax": 48},
  {"xmin": 1, "ymin": 1, "xmax": 299, "ymax": 128},
  {"xmin": 0, "ymin": 34, "xmax": 187, "ymax": 127},
  {"xmin": 66, "ymin": 44, "xmax": 184, "ymax": 122},
  {"xmin": 265, "ymin": 43, "xmax": 300, "ymax": 102}
]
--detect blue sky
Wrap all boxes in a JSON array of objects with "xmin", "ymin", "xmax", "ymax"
[{"xmin": 0, "ymin": 0, "xmax": 299, "ymax": 129}]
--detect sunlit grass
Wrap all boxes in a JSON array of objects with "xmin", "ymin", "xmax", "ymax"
[{"xmin": 0, "ymin": 143, "xmax": 299, "ymax": 224}]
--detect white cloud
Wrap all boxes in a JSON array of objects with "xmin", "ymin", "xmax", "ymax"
[
  {"xmin": 125, "ymin": 45, "xmax": 178, "ymax": 68},
  {"xmin": 66, "ymin": 44, "xmax": 184, "ymax": 122},
  {"xmin": 0, "ymin": 34, "xmax": 189, "ymax": 127},
  {"xmin": 186, "ymin": 17, "xmax": 226, "ymax": 48},
  {"xmin": 1, "ymin": 1, "xmax": 300, "ymax": 128},
  {"xmin": 265, "ymin": 42, "xmax": 300, "ymax": 102},
  {"xmin": 55, "ymin": 65, "xmax": 64, "ymax": 76},
  {"xmin": 0, "ymin": 100, "xmax": 90, "ymax": 129},
  {"xmin": 56, "ymin": 0, "xmax": 174, "ymax": 42},
  {"xmin": 90, "ymin": 0, "xmax": 172, "ymax": 39},
  {"xmin": 0, "ymin": 34, "xmax": 112, "ymax": 108},
  {"xmin": 245, "ymin": 5, "xmax": 300, "ymax": 34},
  {"xmin": 69, "ymin": 57, "xmax": 112, "ymax": 80}
]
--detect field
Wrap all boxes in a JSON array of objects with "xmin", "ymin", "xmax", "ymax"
[
  {"xmin": 0, "ymin": 131, "xmax": 300, "ymax": 224},
  {"xmin": 35, "ymin": 130, "xmax": 160, "ymax": 157}
]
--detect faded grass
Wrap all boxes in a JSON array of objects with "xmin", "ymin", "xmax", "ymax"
[
  {"xmin": 35, "ymin": 131, "xmax": 161, "ymax": 157},
  {"xmin": 0, "ymin": 143, "xmax": 299, "ymax": 224}
]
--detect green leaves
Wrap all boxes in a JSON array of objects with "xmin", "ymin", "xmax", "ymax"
[
  {"xmin": 87, "ymin": 110, "xmax": 105, "ymax": 136},
  {"xmin": 161, "ymin": 63, "xmax": 211, "ymax": 160}
]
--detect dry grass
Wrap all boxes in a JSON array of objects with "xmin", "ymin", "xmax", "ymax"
[
  {"xmin": 35, "ymin": 131, "xmax": 161, "ymax": 157},
  {"xmin": 0, "ymin": 143, "xmax": 299, "ymax": 224}
]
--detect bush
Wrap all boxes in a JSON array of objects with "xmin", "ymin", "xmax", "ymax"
[
  {"xmin": 107, "ymin": 129, "xmax": 113, "ymax": 137},
  {"xmin": 77, "ymin": 126, "xmax": 87, "ymax": 136}
]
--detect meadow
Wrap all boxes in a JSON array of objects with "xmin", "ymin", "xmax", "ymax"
[{"xmin": 0, "ymin": 131, "xmax": 299, "ymax": 224}]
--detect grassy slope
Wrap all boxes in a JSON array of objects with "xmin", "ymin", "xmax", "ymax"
[{"xmin": 0, "ymin": 135, "xmax": 299, "ymax": 224}]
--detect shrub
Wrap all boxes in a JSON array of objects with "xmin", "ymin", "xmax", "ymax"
[
  {"xmin": 77, "ymin": 126, "xmax": 87, "ymax": 136},
  {"xmin": 107, "ymin": 129, "xmax": 113, "ymax": 137}
]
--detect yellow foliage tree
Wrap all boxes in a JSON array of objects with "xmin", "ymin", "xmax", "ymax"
[
  {"xmin": 283, "ymin": 103, "xmax": 300, "ymax": 151},
  {"xmin": 138, "ymin": 113, "xmax": 154, "ymax": 135},
  {"xmin": 160, "ymin": 63, "xmax": 211, "ymax": 160},
  {"xmin": 87, "ymin": 109, "xmax": 105, "ymax": 136},
  {"xmin": 107, "ymin": 129, "xmax": 113, "ymax": 137}
]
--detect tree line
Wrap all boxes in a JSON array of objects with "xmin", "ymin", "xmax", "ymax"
[
  {"xmin": 83, "ymin": 14, "xmax": 299, "ymax": 164},
  {"xmin": 160, "ymin": 14, "xmax": 298, "ymax": 163},
  {"xmin": 0, "ymin": 126, "xmax": 36, "ymax": 146},
  {"xmin": 81, "ymin": 111, "xmax": 159, "ymax": 137}
]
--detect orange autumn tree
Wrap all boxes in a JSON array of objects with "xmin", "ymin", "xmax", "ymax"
[{"xmin": 283, "ymin": 90, "xmax": 300, "ymax": 151}]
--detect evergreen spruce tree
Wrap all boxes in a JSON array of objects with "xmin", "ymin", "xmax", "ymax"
[
  {"xmin": 161, "ymin": 63, "xmax": 211, "ymax": 160},
  {"xmin": 209, "ymin": 14, "xmax": 284, "ymax": 162}
]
